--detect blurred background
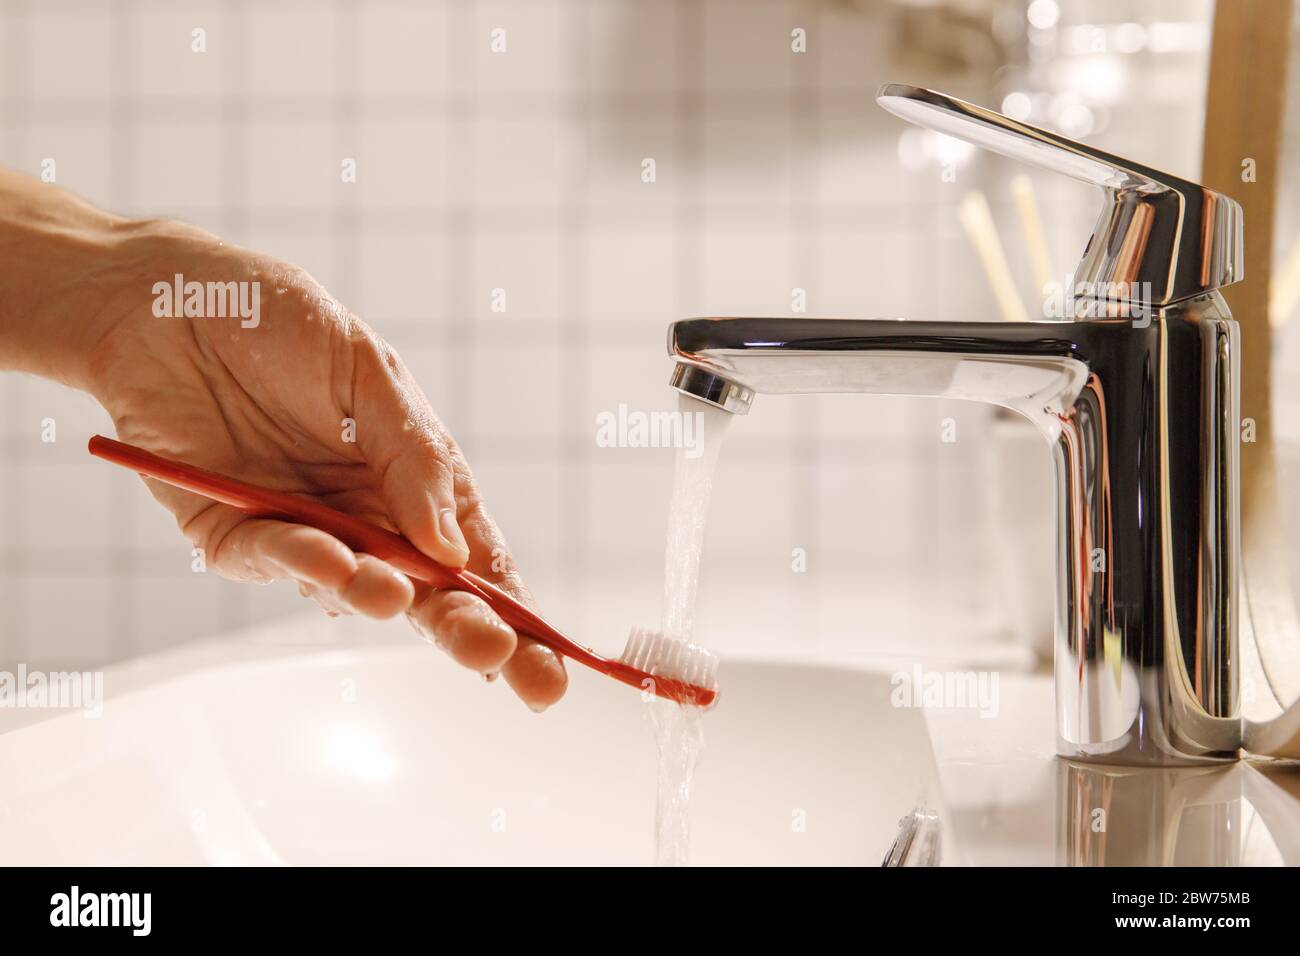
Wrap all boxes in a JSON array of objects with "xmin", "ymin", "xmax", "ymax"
[{"xmin": 2, "ymin": 0, "xmax": 1299, "ymax": 675}]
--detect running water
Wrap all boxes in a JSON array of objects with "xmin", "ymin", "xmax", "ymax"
[{"xmin": 648, "ymin": 396, "xmax": 731, "ymax": 867}]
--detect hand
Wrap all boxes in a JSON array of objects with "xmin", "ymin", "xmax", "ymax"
[{"xmin": 1, "ymin": 179, "xmax": 566, "ymax": 711}]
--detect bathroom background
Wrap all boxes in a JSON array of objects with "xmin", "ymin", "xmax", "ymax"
[{"xmin": 2, "ymin": 0, "xmax": 1299, "ymax": 675}]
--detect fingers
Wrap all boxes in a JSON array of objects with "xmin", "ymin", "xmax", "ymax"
[
  {"xmin": 246, "ymin": 526, "xmax": 413, "ymax": 619},
  {"xmin": 407, "ymin": 588, "xmax": 517, "ymax": 675},
  {"xmin": 377, "ymin": 440, "xmax": 469, "ymax": 568},
  {"xmin": 251, "ymin": 530, "xmax": 413, "ymax": 619},
  {"xmin": 233, "ymin": 520, "xmax": 358, "ymax": 590},
  {"xmin": 293, "ymin": 555, "xmax": 411, "ymax": 619},
  {"xmin": 298, "ymin": 581, "xmax": 350, "ymax": 617},
  {"xmin": 334, "ymin": 554, "xmax": 414, "ymax": 618},
  {"xmin": 405, "ymin": 491, "xmax": 568, "ymax": 711},
  {"xmin": 500, "ymin": 636, "xmax": 568, "ymax": 712},
  {"xmin": 458, "ymin": 497, "xmax": 568, "ymax": 711},
  {"xmin": 176, "ymin": 499, "xmax": 413, "ymax": 619},
  {"xmin": 407, "ymin": 584, "xmax": 567, "ymax": 711}
]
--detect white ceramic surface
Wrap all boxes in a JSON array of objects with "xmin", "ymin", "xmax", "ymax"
[
  {"xmin": 0, "ymin": 628, "xmax": 946, "ymax": 866},
  {"xmin": 6, "ymin": 617, "xmax": 1298, "ymax": 866}
]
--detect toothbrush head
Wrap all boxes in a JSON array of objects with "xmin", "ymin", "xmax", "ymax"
[{"xmin": 618, "ymin": 627, "xmax": 720, "ymax": 709}]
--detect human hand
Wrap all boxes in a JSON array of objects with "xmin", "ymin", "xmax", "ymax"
[{"xmin": 1, "ymin": 186, "xmax": 565, "ymax": 710}]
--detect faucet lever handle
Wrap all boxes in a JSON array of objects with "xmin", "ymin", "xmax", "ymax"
[{"xmin": 876, "ymin": 83, "xmax": 1243, "ymax": 307}]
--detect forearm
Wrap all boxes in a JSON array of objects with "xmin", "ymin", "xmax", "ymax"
[{"xmin": 0, "ymin": 167, "xmax": 136, "ymax": 391}]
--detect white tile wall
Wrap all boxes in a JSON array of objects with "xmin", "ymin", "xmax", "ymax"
[
  {"xmin": 246, "ymin": 9, "xmax": 337, "ymax": 97},
  {"xmin": 245, "ymin": 121, "xmax": 340, "ymax": 208},
  {"xmin": 16, "ymin": 120, "xmax": 114, "ymax": 206},
  {"xmin": 25, "ymin": 8, "xmax": 113, "ymax": 99},
  {"xmin": 357, "ymin": 5, "xmax": 448, "ymax": 96},
  {"xmin": 135, "ymin": 9, "xmax": 226, "ymax": 98},
  {"xmin": 0, "ymin": 0, "xmax": 1218, "ymax": 672}
]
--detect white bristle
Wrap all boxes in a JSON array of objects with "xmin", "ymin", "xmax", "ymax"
[{"xmin": 620, "ymin": 626, "xmax": 719, "ymax": 690}]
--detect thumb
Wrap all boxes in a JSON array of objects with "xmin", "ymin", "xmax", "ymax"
[
  {"xmin": 350, "ymin": 334, "xmax": 471, "ymax": 568},
  {"xmin": 376, "ymin": 438, "xmax": 470, "ymax": 568}
]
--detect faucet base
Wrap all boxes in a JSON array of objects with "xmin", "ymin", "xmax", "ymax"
[{"xmin": 1057, "ymin": 739, "xmax": 1240, "ymax": 768}]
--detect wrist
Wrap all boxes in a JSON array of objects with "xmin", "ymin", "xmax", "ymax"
[{"xmin": 0, "ymin": 170, "xmax": 150, "ymax": 393}]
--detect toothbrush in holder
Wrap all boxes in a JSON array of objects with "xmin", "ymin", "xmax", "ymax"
[{"xmin": 87, "ymin": 435, "xmax": 719, "ymax": 708}]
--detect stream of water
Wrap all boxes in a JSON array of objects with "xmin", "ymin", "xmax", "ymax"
[{"xmin": 648, "ymin": 397, "xmax": 731, "ymax": 867}]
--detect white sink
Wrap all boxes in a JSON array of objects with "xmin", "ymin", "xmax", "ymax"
[{"xmin": 0, "ymin": 625, "xmax": 947, "ymax": 866}]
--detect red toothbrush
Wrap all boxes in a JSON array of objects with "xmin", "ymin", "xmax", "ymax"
[{"xmin": 88, "ymin": 435, "xmax": 719, "ymax": 708}]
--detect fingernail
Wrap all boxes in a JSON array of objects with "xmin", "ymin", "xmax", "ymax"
[
  {"xmin": 527, "ymin": 700, "xmax": 549, "ymax": 714},
  {"xmin": 438, "ymin": 507, "xmax": 470, "ymax": 564},
  {"xmin": 482, "ymin": 671, "xmax": 499, "ymax": 683}
]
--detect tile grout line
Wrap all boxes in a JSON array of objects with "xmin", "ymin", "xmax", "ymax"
[
  {"xmin": 333, "ymin": 0, "xmax": 363, "ymax": 311},
  {"xmin": 108, "ymin": 0, "xmax": 141, "ymax": 664},
  {"xmin": 443, "ymin": 1, "xmax": 476, "ymax": 448},
  {"xmin": 3, "ymin": 0, "xmax": 30, "ymax": 668},
  {"xmin": 672, "ymin": 0, "xmax": 703, "ymax": 320},
  {"xmin": 559, "ymin": 0, "xmax": 593, "ymax": 606},
  {"xmin": 0, "ymin": 86, "xmax": 920, "ymax": 118}
]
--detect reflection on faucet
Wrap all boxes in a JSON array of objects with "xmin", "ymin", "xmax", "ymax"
[
  {"xmin": 881, "ymin": 804, "xmax": 943, "ymax": 867},
  {"xmin": 1056, "ymin": 760, "xmax": 1300, "ymax": 866}
]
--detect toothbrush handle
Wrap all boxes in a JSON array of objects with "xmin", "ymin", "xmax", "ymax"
[{"xmin": 85, "ymin": 435, "xmax": 609, "ymax": 671}]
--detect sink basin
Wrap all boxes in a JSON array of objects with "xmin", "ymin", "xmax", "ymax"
[{"xmin": 0, "ymin": 627, "xmax": 946, "ymax": 865}]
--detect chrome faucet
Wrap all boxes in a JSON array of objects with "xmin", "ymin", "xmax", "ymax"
[{"xmin": 665, "ymin": 84, "xmax": 1290, "ymax": 766}]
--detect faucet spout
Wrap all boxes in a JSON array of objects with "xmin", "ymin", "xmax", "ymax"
[
  {"xmin": 670, "ymin": 316, "xmax": 1091, "ymax": 427},
  {"xmin": 669, "ymin": 363, "xmax": 754, "ymax": 415},
  {"xmin": 668, "ymin": 302, "xmax": 1242, "ymax": 766}
]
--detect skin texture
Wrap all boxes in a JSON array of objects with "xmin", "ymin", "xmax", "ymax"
[{"xmin": 0, "ymin": 170, "xmax": 566, "ymax": 711}]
